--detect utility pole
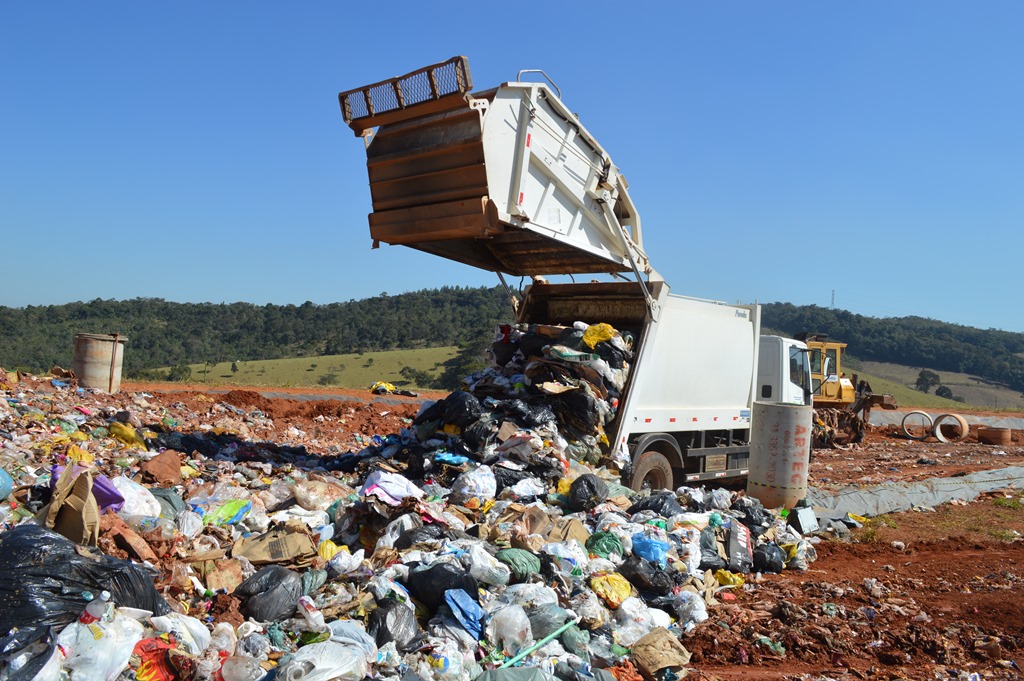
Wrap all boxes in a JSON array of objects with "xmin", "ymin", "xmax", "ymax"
[{"xmin": 831, "ymin": 290, "xmax": 835, "ymax": 309}]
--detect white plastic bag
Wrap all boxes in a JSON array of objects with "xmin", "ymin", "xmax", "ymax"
[
  {"xmin": 374, "ymin": 513, "xmax": 423, "ymax": 550},
  {"xmin": 327, "ymin": 547, "xmax": 366, "ymax": 576},
  {"xmin": 150, "ymin": 611, "xmax": 212, "ymax": 655},
  {"xmin": 487, "ymin": 605, "xmax": 534, "ymax": 657},
  {"xmin": 359, "ymin": 471, "xmax": 424, "ymax": 506},
  {"xmin": 451, "ymin": 465, "xmax": 497, "ymax": 502},
  {"xmin": 56, "ymin": 612, "xmax": 144, "ymax": 680},
  {"xmin": 570, "ymin": 590, "xmax": 610, "ymax": 629},
  {"xmin": 111, "ymin": 476, "xmax": 162, "ymax": 517},
  {"xmin": 292, "ymin": 480, "xmax": 346, "ymax": 511},
  {"xmin": 463, "ymin": 543, "xmax": 511, "ymax": 587},
  {"xmin": 613, "ymin": 596, "xmax": 655, "ymax": 647},
  {"xmin": 276, "ymin": 640, "xmax": 368, "ymax": 681},
  {"xmin": 503, "ymin": 583, "xmax": 559, "ymax": 609},
  {"xmin": 674, "ymin": 590, "xmax": 709, "ymax": 626},
  {"xmin": 328, "ymin": 619, "xmax": 378, "ymax": 665},
  {"xmin": 427, "ymin": 637, "xmax": 466, "ymax": 681},
  {"xmin": 540, "ymin": 541, "xmax": 589, "ymax": 573},
  {"xmin": 176, "ymin": 510, "xmax": 205, "ymax": 539},
  {"xmin": 269, "ymin": 506, "xmax": 330, "ymax": 530}
]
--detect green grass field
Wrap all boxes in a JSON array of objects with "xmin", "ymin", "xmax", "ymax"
[
  {"xmin": 850, "ymin": 360, "xmax": 1024, "ymax": 411},
  {"xmin": 161, "ymin": 345, "xmax": 1024, "ymax": 411},
  {"xmin": 176, "ymin": 346, "xmax": 459, "ymax": 390}
]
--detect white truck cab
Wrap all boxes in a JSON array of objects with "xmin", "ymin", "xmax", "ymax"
[{"xmin": 757, "ymin": 335, "xmax": 812, "ymax": 406}]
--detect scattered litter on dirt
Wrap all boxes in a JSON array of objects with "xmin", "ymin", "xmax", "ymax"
[{"xmin": 2, "ymin": 358, "xmax": 1023, "ymax": 680}]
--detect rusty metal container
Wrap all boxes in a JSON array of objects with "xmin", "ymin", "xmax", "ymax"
[
  {"xmin": 977, "ymin": 426, "xmax": 1012, "ymax": 446},
  {"xmin": 72, "ymin": 333, "xmax": 128, "ymax": 393}
]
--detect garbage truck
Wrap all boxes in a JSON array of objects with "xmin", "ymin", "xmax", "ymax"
[{"xmin": 338, "ymin": 56, "xmax": 812, "ymax": 490}]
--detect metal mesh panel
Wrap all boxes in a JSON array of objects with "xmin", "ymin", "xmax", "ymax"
[
  {"xmin": 343, "ymin": 93, "xmax": 369, "ymax": 120},
  {"xmin": 367, "ymin": 82, "xmax": 400, "ymax": 113},
  {"xmin": 339, "ymin": 56, "xmax": 472, "ymax": 125},
  {"xmin": 401, "ymin": 72, "xmax": 432, "ymax": 105}
]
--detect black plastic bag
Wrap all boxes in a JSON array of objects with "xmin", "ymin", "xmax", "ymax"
[
  {"xmin": 518, "ymin": 333, "xmax": 551, "ymax": 359},
  {"xmin": 368, "ymin": 597, "xmax": 420, "ymax": 652},
  {"xmin": 550, "ymin": 391, "xmax": 600, "ymax": 436},
  {"xmin": 491, "ymin": 339, "xmax": 519, "ymax": 367},
  {"xmin": 235, "ymin": 565, "xmax": 302, "ymax": 622},
  {"xmin": 753, "ymin": 543, "xmax": 786, "ymax": 574},
  {"xmin": 405, "ymin": 562, "xmax": 478, "ymax": 613},
  {"xmin": 492, "ymin": 465, "xmax": 535, "ymax": 493},
  {"xmin": 494, "ymin": 399, "xmax": 557, "ymax": 429},
  {"xmin": 731, "ymin": 496, "xmax": 772, "ymax": 535},
  {"xmin": 444, "ymin": 391, "xmax": 483, "ymax": 429},
  {"xmin": 594, "ymin": 342, "xmax": 628, "ymax": 369},
  {"xmin": 413, "ymin": 398, "xmax": 447, "ymax": 426},
  {"xmin": 557, "ymin": 328, "xmax": 586, "ymax": 351},
  {"xmin": 463, "ymin": 417, "xmax": 498, "ymax": 450},
  {"xmin": 0, "ymin": 525, "xmax": 169, "ymax": 674},
  {"xmin": 0, "ymin": 524, "xmax": 170, "ymax": 636},
  {"xmin": 148, "ymin": 431, "xmax": 222, "ymax": 458},
  {"xmin": 394, "ymin": 524, "xmax": 450, "ymax": 550},
  {"xmin": 568, "ymin": 474, "xmax": 608, "ymax": 512},
  {"xmin": 628, "ymin": 492, "xmax": 684, "ymax": 518},
  {"xmin": 698, "ymin": 526, "xmax": 727, "ymax": 571},
  {"xmin": 618, "ymin": 555, "xmax": 674, "ymax": 596}
]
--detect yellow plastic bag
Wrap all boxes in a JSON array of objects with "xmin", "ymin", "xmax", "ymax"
[
  {"xmin": 582, "ymin": 323, "xmax": 617, "ymax": 349},
  {"xmin": 109, "ymin": 422, "xmax": 147, "ymax": 449},
  {"xmin": 66, "ymin": 444, "xmax": 95, "ymax": 464},
  {"xmin": 714, "ymin": 569, "xmax": 745, "ymax": 588},
  {"xmin": 318, "ymin": 539, "xmax": 342, "ymax": 561},
  {"xmin": 590, "ymin": 572, "xmax": 632, "ymax": 609}
]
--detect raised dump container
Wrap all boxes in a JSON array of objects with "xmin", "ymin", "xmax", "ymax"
[
  {"xmin": 339, "ymin": 56, "xmax": 654, "ymax": 279},
  {"xmin": 72, "ymin": 333, "xmax": 127, "ymax": 393}
]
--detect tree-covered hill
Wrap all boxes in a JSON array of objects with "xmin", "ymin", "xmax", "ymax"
[
  {"xmin": 761, "ymin": 303, "xmax": 1024, "ymax": 393},
  {"xmin": 0, "ymin": 287, "xmax": 511, "ymax": 377},
  {"xmin": 2, "ymin": 290, "xmax": 1023, "ymax": 394}
]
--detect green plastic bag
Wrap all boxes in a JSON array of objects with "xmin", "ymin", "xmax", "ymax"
[
  {"xmin": 585, "ymin": 531, "xmax": 623, "ymax": 559},
  {"xmin": 495, "ymin": 548, "xmax": 541, "ymax": 582}
]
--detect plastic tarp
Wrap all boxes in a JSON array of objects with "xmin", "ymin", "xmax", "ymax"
[
  {"xmin": 809, "ymin": 466, "xmax": 1024, "ymax": 520},
  {"xmin": 476, "ymin": 669, "xmax": 557, "ymax": 681}
]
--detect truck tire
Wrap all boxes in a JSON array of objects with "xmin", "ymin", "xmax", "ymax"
[{"xmin": 630, "ymin": 450, "xmax": 674, "ymax": 493}]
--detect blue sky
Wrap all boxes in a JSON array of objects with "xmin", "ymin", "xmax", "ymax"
[{"xmin": 2, "ymin": 2, "xmax": 1022, "ymax": 331}]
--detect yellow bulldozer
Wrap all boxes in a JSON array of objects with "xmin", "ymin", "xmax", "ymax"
[{"xmin": 795, "ymin": 333, "xmax": 898, "ymax": 446}]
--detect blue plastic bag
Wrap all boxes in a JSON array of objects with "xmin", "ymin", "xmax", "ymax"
[
  {"xmin": 631, "ymin": 532, "xmax": 670, "ymax": 568},
  {"xmin": 444, "ymin": 588, "xmax": 484, "ymax": 639}
]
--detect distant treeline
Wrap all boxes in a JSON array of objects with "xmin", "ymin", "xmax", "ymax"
[
  {"xmin": 2, "ymin": 289, "xmax": 1023, "ymax": 393},
  {"xmin": 761, "ymin": 303, "xmax": 1024, "ymax": 393},
  {"xmin": 0, "ymin": 286, "xmax": 512, "ymax": 377}
]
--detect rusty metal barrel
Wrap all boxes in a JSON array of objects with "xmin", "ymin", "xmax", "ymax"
[{"xmin": 72, "ymin": 333, "xmax": 128, "ymax": 393}]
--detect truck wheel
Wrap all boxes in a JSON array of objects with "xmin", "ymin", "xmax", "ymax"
[{"xmin": 630, "ymin": 450, "xmax": 674, "ymax": 493}]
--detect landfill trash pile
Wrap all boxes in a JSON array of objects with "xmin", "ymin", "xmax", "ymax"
[{"xmin": 2, "ymin": 339, "xmax": 1023, "ymax": 680}]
